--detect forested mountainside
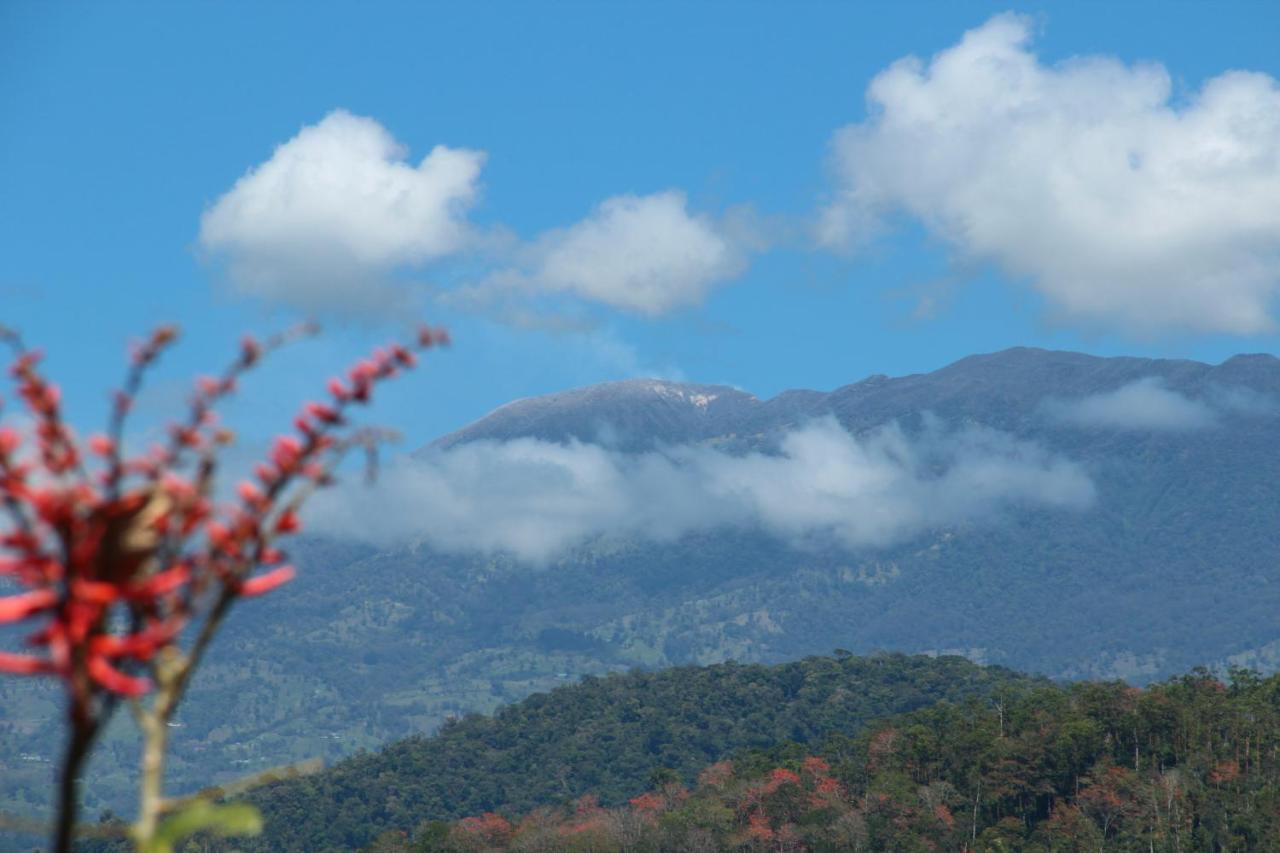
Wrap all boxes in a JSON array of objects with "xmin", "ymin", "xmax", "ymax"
[
  {"xmin": 8, "ymin": 347, "xmax": 1280, "ymax": 820},
  {"xmin": 233, "ymin": 655, "xmax": 1040, "ymax": 850},
  {"xmin": 422, "ymin": 667, "xmax": 1280, "ymax": 852}
]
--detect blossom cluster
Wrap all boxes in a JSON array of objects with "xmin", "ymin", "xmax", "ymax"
[{"xmin": 0, "ymin": 324, "xmax": 446, "ymax": 712}]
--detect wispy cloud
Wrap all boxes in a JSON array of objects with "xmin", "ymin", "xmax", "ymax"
[
  {"xmin": 1207, "ymin": 384, "xmax": 1279, "ymax": 417},
  {"xmin": 819, "ymin": 13, "xmax": 1280, "ymax": 335},
  {"xmin": 1043, "ymin": 378, "xmax": 1217, "ymax": 431},
  {"xmin": 1044, "ymin": 376, "xmax": 1278, "ymax": 431},
  {"xmin": 305, "ymin": 416, "xmax": 1095, "ymax": 563}
]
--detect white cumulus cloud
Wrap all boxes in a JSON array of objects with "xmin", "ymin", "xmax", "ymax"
[
  {"xmin": 306, "ymin": 416, "xmax": 1095, "ymax": 563},
  {"xmin": 530, "ymin": 191, "xmax": 749, "ymax": 315},
  {"xmin": 199, "ymin": 110, "xmax": 485, "ymax": 314},
  {"xmin": 460, "ymin": 191, "xmax": 753, "ymax": 318},
  {"xmin": 819, "ymin": 13, "xmax": 1280, "ymax": 335}
]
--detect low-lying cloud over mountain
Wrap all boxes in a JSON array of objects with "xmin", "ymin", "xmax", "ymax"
[
  {"xmin": 1043, "ymin": 377, "xmax": 1219, "ymax": 431},
  {"xmin": 1042, "ymin": 376, "xmax": 1278, "ymax": 431},
  {"xmin": 307, "ymin": 416, "xmax": 1094, "ymax": 562},
  {"xmin": 308, "ymin": 348, "xmax": 1280, "ymax": 563}
]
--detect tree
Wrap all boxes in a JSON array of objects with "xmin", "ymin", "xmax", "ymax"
[{"xmin": 1076, "ymin": 761, "xmax": 1141, "ymax": 842}]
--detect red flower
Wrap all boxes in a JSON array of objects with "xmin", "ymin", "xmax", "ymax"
[
  {"xmin": 87, "ymin": 655, "xmax": 151, "ymax": 696},
  {"xmin": 274, "ymin": 509, "xmax": 301, "ymax": 534},
  {"xmin": 0, "ymin": 651, "xmax": 54, "ymax": 674},
  {"xmin": 239, "ymin": 566, "xmax": 295, "ymax": 597},
  {"xmin": 305, "ymin": 402, "xmax": 341, "ymax": 425},
  {"xmin": 237, "ymin": 480, "xmax": 266, "ymax": 508},
  {"xmin": 0, "ymin": 426, "xmax": 20, "ymax": 456},
  {"xmin": 0, "ymin": 588, "xmax": 57, "ymax": 622},
  {"xmin": 327, "ymin": 377, "xmax": 350, "ymax": 401}
]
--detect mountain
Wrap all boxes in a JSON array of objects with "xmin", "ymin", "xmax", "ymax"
[
  {"xmin": 411, "ymin": 347, "xmax": 1280, "ymax": 687},
  {"xmin": 435, "ymin": 348, "xmax": 1280, "ymax": 449},
  {"xmin": 5, "ymin": 347, "xmax": 1280, "ymax": 827}
]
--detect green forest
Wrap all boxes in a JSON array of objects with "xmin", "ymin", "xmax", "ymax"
[
  {"xmin": 230, "ymin": 654, "xmax": 1040, "ymax": 850},
  {"xmin": 366, "ymin": 665, "xmax": 1280, "ymax": 851}
]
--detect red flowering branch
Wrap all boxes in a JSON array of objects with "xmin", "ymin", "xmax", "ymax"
[{"xmin": 0, "ymin": 322, "xmax": 447, "ymax": 851}]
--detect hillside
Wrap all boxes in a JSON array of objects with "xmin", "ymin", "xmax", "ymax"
[
  {"xmin": 6, "ymin": 347, "xmax": 1280, "ymax": 822},
  {"xmin": 235, "ymin": 654, "xmax": 1041, "ymax": 850},
  {"xmin": 431, "ymin": 667, "xmax": 1280, "ymax": 852}
]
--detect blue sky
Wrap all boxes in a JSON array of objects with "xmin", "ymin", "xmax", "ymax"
[{"xmin": 3, "ymin": 0, "xmax": 1280, "ymax": 448}]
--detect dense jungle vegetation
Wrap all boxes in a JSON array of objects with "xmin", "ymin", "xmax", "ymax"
[
  {"xmin": 229, "ymin": 654, "xmax": 1040, "ymax": 850},
  {"xmin": 412, "ymin": 667, "xmax": 1280, "ymax": 851}
]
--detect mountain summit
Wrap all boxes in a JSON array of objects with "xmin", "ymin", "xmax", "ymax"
[{"xmin": 430, "ymin": 378, "xmax": 760, "ymax": 451}]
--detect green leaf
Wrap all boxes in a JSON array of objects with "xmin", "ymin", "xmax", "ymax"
[{"xmin": 142, "ymin": 800, "xmax": 262, "ymax": 853}]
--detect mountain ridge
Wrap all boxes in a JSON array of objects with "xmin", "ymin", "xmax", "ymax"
[{"xmin": 428, "ymin": 346, "xmax": 1280, "ymax": 452}]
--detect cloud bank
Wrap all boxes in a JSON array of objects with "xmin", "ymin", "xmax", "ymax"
[
  {"xmin": 200, "ymin": 110, "xmax": 485, "ymax": 314},
  {"xmin": 819, "ymin": 13, "xmax": 1280, "ymax": 335},
  {"xmin": 1044, "ymin": 378, "xmax": 1217, "ymax": 431},
  {"xmin": 306, "ymin": 417, "xmax": 1095, "ymax": 563}
]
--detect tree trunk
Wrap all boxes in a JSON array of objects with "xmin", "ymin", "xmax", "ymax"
[{"xmin": 53, "ymin": 720, "xmax": 97, "ymax": 853}]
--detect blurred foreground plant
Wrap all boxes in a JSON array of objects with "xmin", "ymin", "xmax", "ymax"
[{"xmin": 0, "ymin": 322, "xmax": 447, "ymax": 851}]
